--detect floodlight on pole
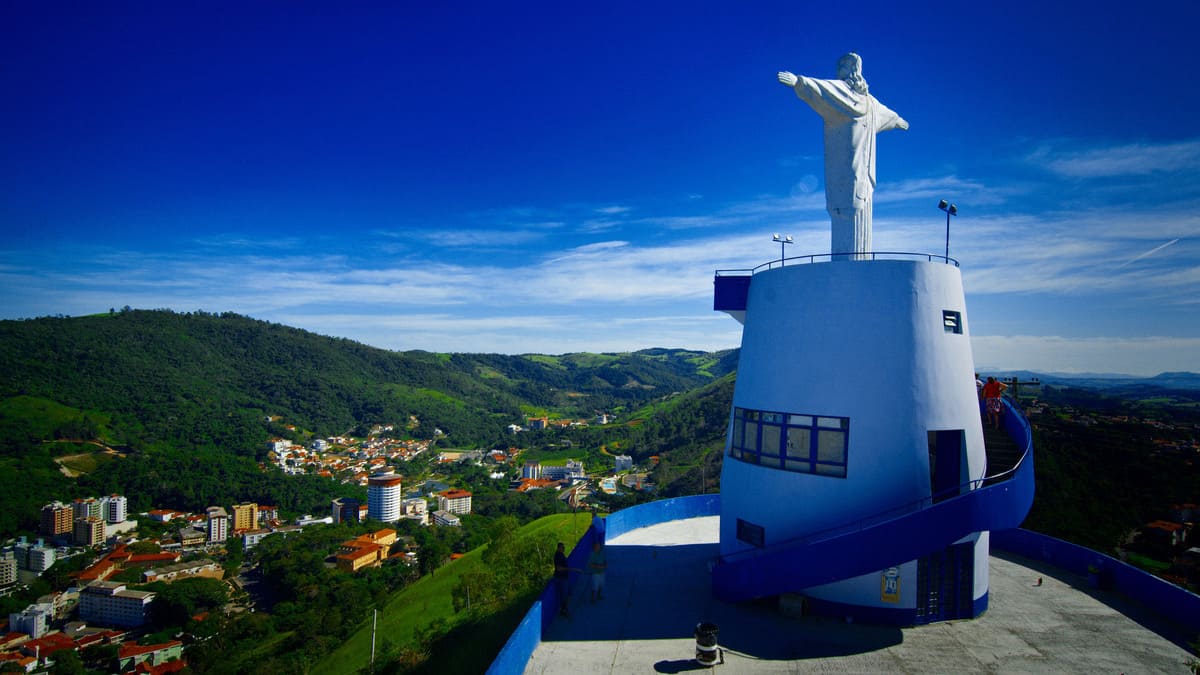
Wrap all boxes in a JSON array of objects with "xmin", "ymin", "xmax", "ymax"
[
  {"xmin": 772, "ymin": 233, "xmax": 793, "ymax": 265},
  {"xmin": 938, "ymin": 200, "xmax": 958, "ymax": 261}
]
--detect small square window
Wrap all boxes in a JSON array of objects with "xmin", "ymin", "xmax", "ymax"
[
  {"xmin": 737, "ymin": 518, "xmax": 765, "ymax": 547},
  {"xmin": 943, "ymin": 310, "xmax": 963, "ymax": 334}
]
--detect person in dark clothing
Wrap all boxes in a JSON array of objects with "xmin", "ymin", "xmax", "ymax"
[{"xmin": 553, "ymin": 542, "xmax": 572, "ymax": 617}]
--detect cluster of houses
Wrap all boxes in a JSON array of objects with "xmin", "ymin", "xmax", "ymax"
[
  {"xmin": 1127, "ymin": 503, "xmax": 1199, "ymax": 591},
  {"xmin": 266, "ymin": 434, "xmax": 432, "ymax": 480},
  {"xmin": 508, "ymin": 412, "xmax": 615, "ymax": 434}
]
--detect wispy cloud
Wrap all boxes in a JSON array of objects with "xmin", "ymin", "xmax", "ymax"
[
  {"xmin": 972, "ymin": 335, "xmax": 1200, "ymax": 376},
  {"xmin": 1116, "ymin": 238, "xmax": 1181, "ymax": 268},
  {"xmin": 1031, "ymin": 139, "xmax": 1200, "ymax": 178}
]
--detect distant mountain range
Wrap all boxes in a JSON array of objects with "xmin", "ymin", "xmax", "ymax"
[{"xmin": 984, "ymin": 370, "xmax": 1200, "ymax": 392}]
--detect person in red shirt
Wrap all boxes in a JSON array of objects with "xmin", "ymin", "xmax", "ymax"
[{"xmin": 982, "ymin": 377, "xmax": 1008, "ymax": 429}]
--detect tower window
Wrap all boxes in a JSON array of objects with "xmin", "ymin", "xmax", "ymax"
[
  {"xmin": 728, "ymin": 407, "xmax": 848, "ymax": 477},
  {"xmin": 943, "ymin": 310, "xmax": 962, "ymax": 334},
  {"xmin": 736, "ymin": 518, "xmax": 765, "ymax": 547}
]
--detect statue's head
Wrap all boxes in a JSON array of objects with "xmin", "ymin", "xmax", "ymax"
[{"xmin": 837, "ymin": 52, "xmax": 868, "ymax": 95}]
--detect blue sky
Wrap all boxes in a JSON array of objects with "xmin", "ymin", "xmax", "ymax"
[{"xmin": 2, "ymin": 2, "xmax": 1198, "ymax": 375}]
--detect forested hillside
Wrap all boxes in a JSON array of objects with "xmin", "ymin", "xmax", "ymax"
[
  {"xmin": 0, "ymin": 310, "xmax": 735, "ymax": 453},
  {"xmin": 0, "ymin": 310, "xmax": 736, "ymax": 535}
]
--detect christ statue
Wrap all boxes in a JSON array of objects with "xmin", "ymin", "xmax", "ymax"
[{"xmin": 778, "ymin": 53, "xmax": 908, "ymax": 259}]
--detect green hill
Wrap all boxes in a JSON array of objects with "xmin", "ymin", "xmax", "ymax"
[
  {"xmin": 311, "ymin": 513, "xmax": 591, "ymax": 675},
  {"xmin": 0, "ymin": 310, "xmax": 736, "ymax": 535}
]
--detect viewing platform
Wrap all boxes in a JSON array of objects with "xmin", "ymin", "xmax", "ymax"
[
  {"xmin": 491, "ymin": 402, "xmax": 1200, "ymax": 674},
  {"xmin": 524, "ymin": 515, "xmax": 1195, "ymax": 674}
]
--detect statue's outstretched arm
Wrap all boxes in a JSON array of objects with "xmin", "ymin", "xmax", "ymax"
[{"xmin": 778, "ymin": 71, "xmax": 798, "ymax": 87}]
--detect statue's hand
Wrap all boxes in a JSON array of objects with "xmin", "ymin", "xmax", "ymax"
[
  {"xmin": 897, "ymin": 117, "xmax": 910, "ymax": 131},
  {"xmin": 777, "ymin": 71, "xmax": 798, "ymax": 87}
]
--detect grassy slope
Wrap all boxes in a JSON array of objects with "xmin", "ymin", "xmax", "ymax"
[{"xmin": 313, "ymin": 513, "xmax": 592, "ymax": 675}]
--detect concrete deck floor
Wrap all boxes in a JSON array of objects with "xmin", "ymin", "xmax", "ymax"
[{"xmin": 526, "ymin": 516, "xmax": 1195, "ymax": 674}]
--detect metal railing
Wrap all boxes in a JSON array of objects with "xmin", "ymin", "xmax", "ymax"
[{"xmin": 715, "ymin": 251, "xmax": 960, "ymax": 277}]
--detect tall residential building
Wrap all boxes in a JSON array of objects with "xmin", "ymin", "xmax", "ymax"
[
  {"xmin": 40, "ymin": 502, "xmax": 73, "ymax": 537},
  {"xmin": 232, "ymin": 503, "xmax": 258, "ymax": 532},
  {"xmin": 614, "ymin": 455, "xmax": 634, "ymax": 472},
  {"xmin": 206, "ymin": 506, "xmax": 228, "ymax": 543},
  {"xmin": 0, "ymin": 555, "xmax": 16, "ymax": 587},
  {"xmin": 367, "ymin": 472, "xmax": 403, "ymax": 523},
  {"xmin": 74, "ymin": 516, "xmax": 106, "ymax": 547},
  {"xmin": 73, "ymin": 497, "xmax": 101, "ymax": 521},
  {"xmin": 438, "ymin": 490, "xmax": 472, "ymax": 515},
  {"xmin": 105, "ymin": 495, "xmax": 127, "ymax": 523}
]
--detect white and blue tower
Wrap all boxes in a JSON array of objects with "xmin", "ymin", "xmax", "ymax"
[
  {"xmin": 713, "ymin": 251, "xmax": 1002, "ymax": 623},
  {"xmin": 709, "ymin": 55, "xmax": 1033, "ymax": 623}
]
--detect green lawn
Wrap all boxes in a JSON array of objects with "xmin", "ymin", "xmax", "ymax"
[
  {"xmin": 57, "ymin": 451, "xmax": 115, "ymax": 474},
  {"xmin": 313, "ymin": 513, "xmax": 592, "ymax": 675}
]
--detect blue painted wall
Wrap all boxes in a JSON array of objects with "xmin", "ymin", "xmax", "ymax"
[
  {"xmin": 992, "ymin": 528, "xmax": 1200, "ymax": 636},
  {"xmin": 713, "ymin": 274, "xmax": 750, "ymax": 312},
  {"xmin": 487, "ymin": 499, "xmax": 719, "ymax": 674}
]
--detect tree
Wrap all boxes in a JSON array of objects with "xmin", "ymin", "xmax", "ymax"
[{"xmin": 50, "ymin": 649, "xmax": 85, "ymax": 675}]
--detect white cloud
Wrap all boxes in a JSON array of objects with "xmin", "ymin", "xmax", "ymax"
[
  {"xmin": 1031, "ymin": 139, "xmax": 1200, "ymax": 178},
  {"xmin": 972, "ymin": 335, "xmax": 1200, "ymax": 377}
]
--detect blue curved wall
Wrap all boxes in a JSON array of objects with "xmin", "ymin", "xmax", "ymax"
[
  {"xmin": 486, "ymin": 497, "xmax": 718, "ymax": 675},
  {"xmin": 992, "ymin": 528, "xmax": 1200, "ymax": 635}
]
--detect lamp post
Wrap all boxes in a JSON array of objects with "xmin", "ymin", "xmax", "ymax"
[
  {"xmin": 772, "ymin": 233, "xmax": 793, "ymax": 265},
  {"xmin": 938, "ymin": 200, "xmax": 958, "ymax": 261}
]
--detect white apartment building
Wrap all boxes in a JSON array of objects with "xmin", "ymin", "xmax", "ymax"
[
  {"xmin": 206, "ymin": 506, "xmax": 228, "ymax": 543},
  {"xmin": 401, "ymin": 498, "xmax": 428, "ymax": 526},
  {"xmin": 73, "ymin": 497, "xmax": 101, "ymax": 521},
  {"xmin": 542, "ymin": 460, "xmax": 586, "ymax": 482},
  {"xmin": 8, "ymin": 603, "xmax": 54, "ymax": 638},
  {"xmin": 103, "ymin": 495, "xmax": 128, "ymax": 523},
  {"xmin": 614, "ymin": 455, "xmax": 634, "ymax": 472},
  {"xmin": 368, "ymin": 472, "xmax": 403, "ymax": 522},
  {"xmin": 438, "ymin": 490, "xmax": 472, "ymax": 515},
  {"xmin": 25, "ymin": 543, "xmax": 56, "ymax": 573},
  {"xmin": 79, "ymin": 581, "xmax": 155, "ymax": 627},
  {"xmin": 432, "ymin": 510, "xmax": 461, "ymax": 527}
]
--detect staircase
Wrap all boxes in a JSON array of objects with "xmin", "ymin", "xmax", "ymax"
[{"xmin": 983, "ymin": 403, "xmax": 1023, "ymax": 482}]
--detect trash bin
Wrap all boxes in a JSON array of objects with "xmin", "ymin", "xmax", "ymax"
[{"xmin": 694, "ymin": 622, "xmax": 722, "ymax": 665}]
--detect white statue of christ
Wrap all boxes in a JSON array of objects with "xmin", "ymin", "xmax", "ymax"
[{"xmin": 778, "ymin": 53, "xmax": 908, "ymax": 259}]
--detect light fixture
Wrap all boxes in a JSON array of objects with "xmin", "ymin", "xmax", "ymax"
[
  {"xmin": 938, "ymin": 200, "xmax": 958, "ymax": 261},
  {"xmin": 772, "ymin": 233, "xmax": 793, "ymax": 265}
]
